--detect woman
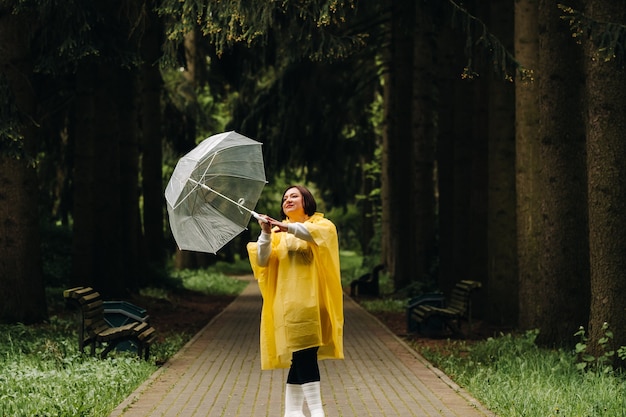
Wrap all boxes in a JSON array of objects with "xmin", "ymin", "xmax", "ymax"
[{"xmin": 247, "ymin": 185, "xmax": 344, "ymax": 417}]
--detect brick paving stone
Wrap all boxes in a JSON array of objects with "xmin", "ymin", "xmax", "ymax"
[{"xmin": 110, "ymin": 277, "xmax": 497, "ymax": 417}]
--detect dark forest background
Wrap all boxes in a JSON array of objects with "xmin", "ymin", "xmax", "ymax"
[{"xmin": 1, "ymin": 0, "xmax": 626, "ymax": 364}]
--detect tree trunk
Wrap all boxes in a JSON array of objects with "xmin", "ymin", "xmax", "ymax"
[
  {"xmin": 0, "ymin": 8, "xmax": 47, "ymax": 324},
  {"xmin": 117, "ymin": 67, "xmax": 142, "ymax": 291},
  {"xmin": 141, "ymin": 7, "xmax": 166, "ymax": 277},
  {"xmin": 515, "ymin": 0, "xmax": 542, "ymax": 333},
  {"xmin": 382, "ymin": 0, "xmax": 415, "ymax": 289},
  {"xmin": 463, "ymin": 3, "xmax": 490, "ymax": 300},
  {"xmin": 436, "ymin": 18, "xmax": 480, "ymax": 295},
  {"xmin": 173, "ymin": 26, "xmax": 213, "ymax": 269},
  {"xmin": 72, "ymin": 62, "xmax": 126, "ymax": 297},
  {"xmin": 584, "ymin": 0, "xmax": 626, "ymax": 363},
  {"xmin": 533, "ymin": 0, "xmax": 589, "ymax": 347},
  {"xmin": 71, "ymin": 65, "xmax": 97, "ymax": 289},
  {"xmin": 411, "ymin": 1, "xmax": 438, "ymax": 290},
  {"xmin": 486, "ymin": 0, "xmax": 517, "ymax": 326},
  {"xmin": 92, "ymin": 64, "xmax": 125, "ymax": 297},
  {"xmin": 72, "ymin": 0, "xmax": 146, "ymax": 297},
  {"xmin": 382, "ymin": 0, "xmax": 439, "ymax": 292}
]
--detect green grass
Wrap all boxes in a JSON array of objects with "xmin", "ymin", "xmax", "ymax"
[
  {"xmin": 339, "ymin": 250, "xmax": 396, "ymax": 294},
  {"xmin": 342, "ymin": 250, "xmax": 626, "ymax": 416},
  {"xmin": 1, "ymin": 251, "xmax": 364, "ymax": 416},
  {"xmin": 1, "ymin": 270, "xmax": 247, "ymax": 417},
  {"xmin": 170, "ymin": 268, "xmax": 249, "ymax": 295},
  {"xmin": 199, "ymin": 257, "xmax": 254, "ymax": 276},
  {"xmin": 17, "ymin": 246, "xmax": 626, "ymax": 417},
  {"xmin": 339, "ymin": 250, "xmax": 364, "ymax": 276},
  {"xmin": 359, "ymin": 297, "xmax": 406, "ymax": 313},
  {"xmin": 0, "ymin": 318, "xmax": 156, "ymax": 417},
  {"xmin": 411, "ymin": 330, "xmax": 626, "ymax": 417}
]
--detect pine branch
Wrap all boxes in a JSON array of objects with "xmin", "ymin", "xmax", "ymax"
[
  {"xmin": 558, "ymin": 4, "xmax": 626, "ymax": 68},
  {"xmin": 445, "ymin": 0, "xmax": 531, "ymax": 82},
  {"xmin": 158, "ymin": 0, "xmax": 366, "ymax": 64}
]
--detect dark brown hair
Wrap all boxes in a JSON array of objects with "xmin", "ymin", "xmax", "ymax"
[{"xmin": 279, "ymin": 185, "xmax": 317, "ymax": 219}]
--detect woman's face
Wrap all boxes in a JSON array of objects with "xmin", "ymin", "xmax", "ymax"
[{"xmin": 282, "ymin": 187, "xmax": 305, "ymax": 219}]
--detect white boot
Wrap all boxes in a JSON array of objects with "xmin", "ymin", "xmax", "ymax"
[
  {"xmin": 284, "ymin": 383, "xmax": 305, "ymax": 417},
  {"xmin": 302, "ymin": 381, "xmax": 325, "ymax": 417}
]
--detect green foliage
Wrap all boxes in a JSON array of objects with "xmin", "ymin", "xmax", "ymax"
[
  {"xmin": 446, "ymin": 0, "xmax": 531, "ymax": 81},
  {"xmin": 207, "ymin": 257, "xmax": 255, "ymax": 275},
  {"xmin": 327, "ymin": 203, "xmax": 363, "ymax": 251},
  {"xmin": 559, "ymin": 4, "xmax": 626, "ymax": 68},
  {"xmin": 339, "ymin": 250, "xmax": 396, "ymax": 296},
  {"xmin": 0, "ymin": 317, "xmax": 156, "ymax": 417},
  {"xmin": 142, "ymin": 263, "xmax": 251, "ymax": 298},
  {"xmin": 169, "ymin": 268, "xmax": 249, "ymax": 296},
  {"xmin": 359, "ymin": 298, "xmax": 406, "ymax": 314},
  {"xmin": 160, "ymin": 68, "xmax": 232, "ymax": 143},
  {"xmin": 151, "ymin": 332, "xmax": 190, "ymax": 364},
  {"xmin": 413, "ymin": 330, "xmax": 626, "ymax": 417},
  {"xmin": 158, "ymin": 0, "xmax": 365, "ymax": 63},
  {"xmin": 339, "ymin": 250, "xmax": 368, "ymax": 288},
  {"xmin": 11, "ymin": 0, "xmax": 142, "ymax": 74},
  {"xmin": 574, "ymin": 323, "xmax": 620, "ymax": 374},
  {"xmin": 0, "ymin": 269, "xmax": 249, "ymax": 416},
  {"xmin": 339, "ymin": 250, "xmax": 363, "ymax": 272},
  {"xmin": 158, "ymin": 1, "xmax": 384, "ymax": 215}
]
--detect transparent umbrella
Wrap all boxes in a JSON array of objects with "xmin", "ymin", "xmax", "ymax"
[{"xmin": 164, "ymin": 131, "xmax": 267, "ymax": 253}]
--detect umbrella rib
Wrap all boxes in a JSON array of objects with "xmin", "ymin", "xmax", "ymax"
[
  {"xmin": 171, "ymin": 152, "xmax": 219, "ymax": 211},
  {"xmin": 188, "ymin": 178, "xmax": 256, "ymax": 215}
]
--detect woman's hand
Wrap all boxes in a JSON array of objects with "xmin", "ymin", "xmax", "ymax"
[
  {"xmin": 256, "ymin": 214, "xmax": 288, "ymax": 233},
  {"xmin": 258, "ymin": 215, "xmax": 275, "ymax": 233},
  {"xmin": 268, "ymin": 219, "xmax": 288, "ymax": 233}
]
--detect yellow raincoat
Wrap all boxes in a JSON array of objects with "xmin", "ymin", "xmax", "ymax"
[{"xmin": 247, "ymin": 212, "xmax": 344, "ymax": 370}]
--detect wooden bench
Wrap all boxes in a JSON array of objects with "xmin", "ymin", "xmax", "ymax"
[
  {"xmin": 407, "ymin": 280, "xmax": 482, "ymax": 338},
  {"xmin": 406, "ymin": 292, "xmax": 446, "ymax": 334},
  {"xmin": 63, "ymin": 286, "xmax": 156, "ymax": 360},
  {"xmin": 350, "ymin": 264, "xmax": 385, "ymax": 297}
]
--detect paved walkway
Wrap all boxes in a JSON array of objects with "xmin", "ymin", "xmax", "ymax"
[{"xmin": 110, "ymin": 277, "xmax": 496, "ymax": 417}]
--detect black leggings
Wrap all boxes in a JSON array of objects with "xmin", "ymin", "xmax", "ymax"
[{"xmin": 286, "ymin": 347, "xmax": 320, "ymax": 384}]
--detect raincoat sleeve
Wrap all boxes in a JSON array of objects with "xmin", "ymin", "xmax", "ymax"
[
  {"xmin": 255, "ymin": 225, "xmax": 308, "ymax": 266},
  {"xmin": 287, "ymin": 223, "xmax": 314, "ymax": 242},
  {"xmin": 256, "ymin": 231, "xmax": 272, "ymax": 266},
  {"xmin": 246, "ymin": 234, "xmax": 276, "ymax": 305}
]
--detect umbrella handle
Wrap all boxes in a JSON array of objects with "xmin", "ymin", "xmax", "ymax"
[{"xmin": 251, "ymin": 211, "xmax": 269, "ymax": 223}]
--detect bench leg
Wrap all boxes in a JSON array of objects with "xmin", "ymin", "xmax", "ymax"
[
  {"xmin": 96, "ymin": 338, "xmax": 152, "ymax": 360},
  {"xmin": 137, "ymin": 341, "xmax": 145, "ymax": 360},
  {"xmin": 143, "ymin": 343, "xmax": 150, "ymax": 361},
  {"xmin": 100, "ymin": 340, "xmax": 124, "ymax": 359},
  {"xmin": 136, "ymin": 340, "xmax": 152, "ymax": 361},
  {"xmin": 444, "ymin": 319, "xmax": 466, "ymax": 339}
]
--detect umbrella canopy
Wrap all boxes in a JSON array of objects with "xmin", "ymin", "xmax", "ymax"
[{"xmin": 165, "ymin": 131, "xmax": 266, "ymax": 253}]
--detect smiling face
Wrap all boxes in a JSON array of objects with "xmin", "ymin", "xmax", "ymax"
[
  {"xmin": 279, "ymin": 185, "xmax": 317, "ymax": 221},
  {"xmin": 282, "ymin": 187, "xmax": 306, "ymax": 221}
]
